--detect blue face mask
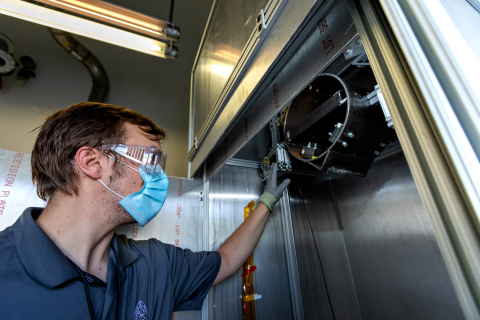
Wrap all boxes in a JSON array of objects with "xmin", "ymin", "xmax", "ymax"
[{"xmin": 98, "ymin": 159, "xmax": 169, "ymax": 227}]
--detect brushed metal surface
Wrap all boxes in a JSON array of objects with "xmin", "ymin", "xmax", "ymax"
[
  {"xmin": 189, "ymin": 0, "xmax": 323, "ymax": 177},
  {"xmin": 192, "ymin": 0, "xmax": 270, "ymax": 139},
  {"xmin": 348, "ymin": 0, "xmax": 480, "ymax": 318},
  {"xmin": 207, "ymin": 164, "xmax": 293, "ymax": 320},
  {"xmin": 289, "ymin": 173, "xmax": 360, "ymax": 320},
  {"xmin": 0, "ymin": 149, "xmax": 46, "ymax": 231},
  {"xmin": 331, "ymin": 151, "xmax": 464, "ymax": 320},
  {"xmin": 116, "ymin": 176, "xmax": 204, "ymax": 320},
  {"xmin": 199, "ymin": 0, "xmax": 361, "ymax": 180}
]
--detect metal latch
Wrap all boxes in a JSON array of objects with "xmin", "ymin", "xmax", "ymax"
[{"xmin": 375, "ymin": 85, "xmax": 394, "ymax": 128}]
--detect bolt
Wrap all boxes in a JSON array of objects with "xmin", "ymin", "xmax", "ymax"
[
  {"xmin": 200, "ymin": 191, "xmax": 203, "ymax": 196},
  {"xmin": 356, "ymin": 38, "xmax": 362, "ymax": 44},
  {"xmin": 313, "ymin": 143, "xmax": 318, "ymax": 149},
  {"xmin": 345, "ymin": 47, "xmax": 352, "ymax": 55},
  {"xmin": 374, "ymin": 150, "xmax": 380, "ymax": 155},
  {"xmin": 309, "ymin": 85, "xmax": 312, "ymax": 90},
  {"xmin": 258, "ymin": 25, "xmax": 263, "ymax": 32},
  {"xmin": 380, "ymin": 142, "xmax": 386, "ymax": 147},
  {"xmin": 307, "ymin": 142, "xmax": 312, "ymax": 147},
  {"xmin": 257, "ymin": 14, "xmax": 261, "ymax": 23},
  {"xmin": 342, "ymin": 142, "xmax": 348, "ymax": 147},
  {"xmin": 347, "ymin": 132, "xmax": 354, "ymax": 138}
]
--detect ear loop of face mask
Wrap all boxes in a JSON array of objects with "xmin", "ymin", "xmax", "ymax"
[{"xmin": 97, "ymin": 152, "xmax": 140, "ymax": 199}]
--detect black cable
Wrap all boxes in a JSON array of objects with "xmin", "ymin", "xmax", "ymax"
[
  {"xmin": 114, "ymin": 248, "xmax": 120, "ymax": 320},
  {"xmin": 291, "ymin": 168, "xmax": 336, "ymax": 319},
  {"xmin": 67, "ymin": 244, "xmax": 121, "ymax": 320},
  {"xmin": 68, "ymin": 260, "xmax": 96, "ymax": 320},
  {"xmin": 169, "ymin": 0, "xmax": 175, "ymax": 23}
]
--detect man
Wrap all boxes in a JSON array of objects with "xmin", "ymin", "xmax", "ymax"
[{"xmin": 0, "ymin": 102, "xmax": 290, "ymax": 319}]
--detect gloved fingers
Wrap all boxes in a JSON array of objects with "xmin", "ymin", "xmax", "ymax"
[
  {"xmin": 269, "ymin": 162, "xmax": 278, "ymax": 187},
  {"xmin": 277, "ymin": 178, "xmax": 291, "ymax": 194}
]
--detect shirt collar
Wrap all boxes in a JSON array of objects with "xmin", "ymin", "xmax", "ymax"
[
  {"xmin": 111, "ymin": 233, "xmax": 139, "ymax": 269},
  {"xmin": 12, "ymin": 208, "xmax": 139, "ymax": 288},
  {"xmin": 12, "ymin": 207, "xmax": 80, "ymax": 288}
]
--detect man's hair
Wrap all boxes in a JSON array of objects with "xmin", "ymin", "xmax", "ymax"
[{"xmin": 31, "ymin": 102, "xmax": 166, "ymax": 201}]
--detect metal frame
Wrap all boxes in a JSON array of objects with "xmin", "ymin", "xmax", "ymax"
[
  {"xmin": 202, "ymin": 162, "xmax": 210, "ymax": 320},
  {"xmin": 225, "ymin": 158, "xmax": 262, "ymax": 169},
  {"xmin": 347, "ymin": 0, "xmax": 480, "ymax": 318},
  {"xmin": 279, "ymin": 188, "xmax": 306, "ymax": 320}
]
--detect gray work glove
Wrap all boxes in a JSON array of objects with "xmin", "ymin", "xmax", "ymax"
[{"xmin": 259, "ymin": 162, "xmax": 291, "ymax": 212}]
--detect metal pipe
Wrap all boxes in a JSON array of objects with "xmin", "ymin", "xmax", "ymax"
[{"xmin": 48, "ymin": 28, "xmax": 109, "ymax": 102}]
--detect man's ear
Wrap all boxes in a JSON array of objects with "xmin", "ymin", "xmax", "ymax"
[{"xmin": 74, "ymin": 147, "xmax": 107, "ymax": 180}]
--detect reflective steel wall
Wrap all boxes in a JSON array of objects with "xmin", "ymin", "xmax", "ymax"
[
  {"xmin": 289, "ymin": 149, "xmax": 464, "ymax": 319},
  {"xmin": 207, "ymin": 164, "xmax": 294, "ymax": 320}
]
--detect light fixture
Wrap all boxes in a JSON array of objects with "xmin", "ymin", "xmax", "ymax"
[{"xmin": 0, "ymin": 0, "xmax": 180, "ymax": 58}]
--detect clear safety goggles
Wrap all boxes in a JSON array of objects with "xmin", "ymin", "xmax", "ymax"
[{"xmin": 102, "ymin": 144, "xmax": 166, "ymax": 176}]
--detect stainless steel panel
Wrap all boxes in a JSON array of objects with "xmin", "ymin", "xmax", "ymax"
[
  {"xmin": 189, "ymin": 0, "xmax": 324, "ymax": 176},
  {"xmin": 332, "ymin": 151, "xmax": 464, "ymax": 319},
  {"xmin": 192, "ymin": 0, "xmax": 270, "ymax": 139},
  {"xmin": 117, "ymin": 176, "xmax": 204, "ymax": 320},
  {"xmin": 289, "ymin": 175, "xmax": 360, "ymax": 320},
  {"xmin": 0, "ymin": 149, "xmax": 46, "ymax": 231},
  {"xmin": 348, "ymin": 1, "xmax": 480, "ymax": 318},
  {"xmin": 207, "ymin": 165, "xmax": 293, "ymax": 320},
  {"xmin": 199, "ymin": 0, "xmax": 361, "ymax": 179}
]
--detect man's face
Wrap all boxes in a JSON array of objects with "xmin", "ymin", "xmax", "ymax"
[{"xmin": 104, "ymin": 123, "xmax": 162, "ymax": 226}]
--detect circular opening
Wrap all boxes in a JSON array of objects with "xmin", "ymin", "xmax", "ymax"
[
  {"xmin": 284, "ymin": 74, "xmax": 350, "ymax": 162},
  {"xmin": 0, "ymin": 57, "xmax": 5, "ymax": 67}
]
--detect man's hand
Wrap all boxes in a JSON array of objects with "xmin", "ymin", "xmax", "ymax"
[
  {"xmin": 213, "ymin": 162, "xmax": 291, "ymax": 286},
  {"xmin": 259, "ymin": 162, "xmax": 291, "ymax": 212}
]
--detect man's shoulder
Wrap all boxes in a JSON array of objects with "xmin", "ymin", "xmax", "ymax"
[
  {"xmin": 115, "ymin": 234, "xmax": 185, "ymax": 266},
  {"xmin": 0, "ymin": 226, "xmax": 21, "ymax": 272},
  {"xmin": 0, "ymin": 226, "xmax": 14, "ymax": 246}
]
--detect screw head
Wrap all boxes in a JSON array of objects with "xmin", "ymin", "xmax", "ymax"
[
  {"xmin": 342, "ymin": 142, "xmax": 348, "ymax": 147},
  {"xmin": 345, "ymin": 48, "xmax": 352, "ymax": 55},
  {"xmin": 374, "ymin": 150, "xmax": 380, "ymax": 155},
  {"xmin": 356, "ymin": 38, "xmax": 362, "ymax": 44},
  {"xmin": 309, "ymin": 85, "xmax": 312, "ymax": 90},
  {"xmin": 347, "ymin": 132, "xmax": 354, "ymax": 138},
  {"xmin": 380, "ymin": 142, "xmax": 386, "ymax": 147}
]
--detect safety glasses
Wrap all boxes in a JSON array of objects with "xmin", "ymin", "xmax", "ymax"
[{"xmin": 102, "ymin": 144, "xmax": 166, "ymax": 176}]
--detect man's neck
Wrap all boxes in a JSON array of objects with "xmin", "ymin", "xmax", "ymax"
[{"xmin": 36, "ymin": 195, "xmax": 115, "ymax": 282}]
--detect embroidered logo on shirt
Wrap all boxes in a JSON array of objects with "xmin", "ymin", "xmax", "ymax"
[{"xmin": 134, "ymin": 300, "xmax": 147, "ymax": 320}]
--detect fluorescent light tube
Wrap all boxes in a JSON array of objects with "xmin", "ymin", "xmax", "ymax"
[{"xmin": 0, "ymin": 0, "xmax": 178, "ymax": 58}]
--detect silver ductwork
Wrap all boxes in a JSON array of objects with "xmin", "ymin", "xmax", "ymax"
[{"xmin": 48, "ymin": 28, "xmax": 109, "ymax": 103}]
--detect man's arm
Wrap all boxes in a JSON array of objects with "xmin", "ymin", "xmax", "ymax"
[{"xmin": 213, "ymin": 163, "xmax": 290, "ymax": 286}]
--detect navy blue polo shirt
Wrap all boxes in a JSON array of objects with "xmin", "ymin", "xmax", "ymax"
[{"xmin": 0, "ymin": 208, "xmax": 221, "ymax": 319}]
